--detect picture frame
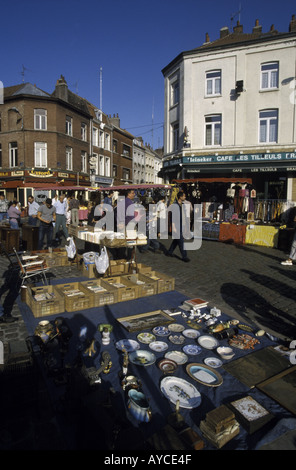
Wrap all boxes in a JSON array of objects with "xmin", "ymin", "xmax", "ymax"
[
  {"xmin": 256, "ymin": 365, "xmax": 296, "ymax": 415},
  {"xmin": 117, "ymin": 310, "xmax": 175, "ymax": 332}
]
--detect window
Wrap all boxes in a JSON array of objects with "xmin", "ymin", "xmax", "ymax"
[
  {"xmin": 66, "ymin": 116, "xmax": 72, "ymax": 136},
  {"xmin": 105, "ymin": 156, "xmax": 110, "ymax": 176},
  {"xmin": 261, "ymin": 62, "xmax": 279, "ymax": 90},
  {"xmin": 81, "ymin": 151, "xmax": 87, "ymax": 172},
  {"xmin": 99, "ymin": 130, "xmax": 104, "ymax": 148},
  {"xmin": 206, "ymin": 70, "xmax": 221, "ymax": 96},
  {"xmin": 34, "ymin": 109, "xmax": 47, "ymax": 130},
  {"xmin": 99, "ymin": 155, "xmax": 104, "ymax": 175},
  {"xmin": 92, "ymin": 153, "xmax": 99, "ymax": 173},
  {"xmin": 92, "ymin": 127, "xmax": 98, "ymax": 146},
  {"xmin": 122, "ymin": 144, "xmax": 130, "ymax": 157},
  {"xmin": 66, "ymin": 146, "xmax": 73, "ymax": 170},
  {"xmin": 81, "ymin": 123, "xmax": 87, "ymax": 141},
  {"xmin": 34, "ymin": 142, "xmax": 47, "ymax": 167},
  {"xmin": 113, "ymin": 164, "xmax": 117, "ymax": 177},
  {"xmin": 205, "ymin": 115, "xmax": 222, "ymax": 145},
  {"xmin": 170, "ymin": 80, "xmax": 179, "ymax": 107},
  {"xmin": 122, "ymin": 168, "xmax": 130, "ymax": 180},
  {"xmin": 259, "ymin": 109, "xmax": 278, "ymax": 143},
  {"xmin": 172, "ymin": 122, "xmax": 179, "ymax": 151},
  {"xmin": 113, "ymin": 139, "xmax": 118, "ymax": 153},
  {"xmin": 9, "ymin": 142, "xmax": 18, "ymax": 167},
  {"xmin": 105, "ymin": 132, "xmax": 110, "ymax": 150}
]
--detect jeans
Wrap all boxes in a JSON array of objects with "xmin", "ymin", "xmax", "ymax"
[
  {"xmin": 38, "ymin": 223, "xmax": 53, "ymax": 249},
  {"xmin": 9, "ymin": 219, "xmax": 19, "ymax": 230},
  {"xmin": 0, "ymin": 213, "xmax": 7, "ymax": 221},
  {"xmin": 167, "ymin": 235, "xmax": 188, "ymax": 259},
  {"xmin": 28, "ymin": 216, "xmax": 38, "ymax": 226},
  {"xmin": 71, "ymin": 208, "xmax": 79, "ymax": 226},
  {"xmin": 54, "ymin": 214, "xmax": 69, "ymax": 239}
]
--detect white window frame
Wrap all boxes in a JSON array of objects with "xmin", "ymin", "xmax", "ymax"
[
  {"xmin": 92, "ymin": 153, "xmax": 99, "ymax": 174},
  {"xmin": 99, "ymin": 155, "xmax": 104, "ymax": 175},
  {"xmin": 170, "ymin": 80, "xmax": 179, "ymax": 107},
  {"xmin": 81, "ymin": 151, "xmax": 87, "ymax": 173},
  {"xmin": 105, "ymin": 156, "xmax": 110, "ymax": 176},
  {"xmin": 81, "ymin": 123, "xmax": 87, "ymax": 141},
  {"xmin": 259, "ymin": 109, "xmax": 278, "ymax": 143},
  {"xmin": 206, "ymin": 70, "xmax": 221, "ymax": 96},
  {"xmin": 34, "ymin": 109, "xmax": 47, "ymax": 130},
  {"xmin": 105, "ymin": 132, "xmax": 110, "ymax": 150},
  {"xmin": 66, "ymin": 115, "xmax": 72, "ymax": 136},
  {"xmin": 261, "ymin": 62, "xmax": 279, "ymax": 90},
  {"xmin": 34, "ymin": 142, "xmax": 47, "ymax": 168},
  {"xmin": 99, "ymin": 130, "xmax": 104, "ymax": 148},
  {"xmin": 205, "ymin": 114, "xmax": 222, "ymax": 146},
  {"xmin": 66, "ymin": 146, "xmax": 73, "ymax": 170},
  {"xmin": 9, "ymin": 142, "xmax": 18, "ymax": 167},
  {"xmin": 92, "ymin": 127, "xmax": 98, "ymax": 146}
]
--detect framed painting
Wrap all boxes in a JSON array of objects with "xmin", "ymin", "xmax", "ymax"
[
  {"xmin": 117, "ymin": 310, "xmax": 175, "ymax": 332},
  {"xmin": 256, "ymin": 365, "xmax": 296, "ymax": 415}
]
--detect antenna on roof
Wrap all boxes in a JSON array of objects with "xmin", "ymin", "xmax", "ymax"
[
  {"xmin": 230, "ymin": 3, "xmax": 242, "ymax": 30},
  {"xmin": 21, "ymin": 64, "xmax": 31, "ymax": 82},
  {"xmin": 100, "ymin": 66, "xmax": 103, "ymax": 111},
  {"xmin": 70, "ymin": 81, "xmax": 79, "ymax": 94}
]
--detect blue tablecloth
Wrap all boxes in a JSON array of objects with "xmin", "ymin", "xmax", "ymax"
[{"xmin": 17, "ymin": 279, "xmax": 296, "ymax": 450}]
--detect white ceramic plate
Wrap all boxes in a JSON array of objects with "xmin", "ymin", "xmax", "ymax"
[
  {"xmin": 115, "ymin": 339, "xmax": 140, "ymax": 352},
  {"xmin": 152, "ymin": 326, "xmax": 170, "ymax": 336},
  {"xmin": 165, "ymin": 350, "xmax": 188, "ymax": 365},
  {"xmin": 160, "ymin": 376, "xmax": 202, "ymax": 409},
  {"xmin": 182, "ymin": 329, "xmax": 201, "ymax": 339},
  {"xmin": 198, "ymin": 335, "xmax": 219, "ymax": 350},
  {"xmin": 168, "ymin": 334, "xmax": 185, "ymax": 345},
  {"xmin": 149, "ymin": 341, "xmax": 168, "ymax": 352},
  {"xmin": 204, "ymin": 357, "xmax": 223, "ymax": 368},
  {"xmin": 129, "ymin": 350, "xmax": 156, "ymax": 366},
  {"xmin": 183, "ymin": 344, "xmax": 202, "ymax": 355},
  {"xmin": 137, "ymin": 332, "xmax": 156, "ymax": 344},
  {"xmin": 168, "ymin": 323, "xmax": 185, "ymax": 333}
]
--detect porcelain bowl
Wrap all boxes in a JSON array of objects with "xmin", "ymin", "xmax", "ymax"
[{"xmin": 217, "ymin": 346, "xmax": 235, "ymax": 360}]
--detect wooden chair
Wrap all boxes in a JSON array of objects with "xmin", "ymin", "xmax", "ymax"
[{"xmin": 12, "ymin": 247, "xmax": 49, "ymax": 287}]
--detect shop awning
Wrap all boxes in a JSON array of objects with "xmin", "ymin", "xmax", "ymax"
[
  {"xmin": 172, "ymin": 177, "xmax": 252, "ymax": 184},
  {"xmin": 94, "ymin": 184, "xmax": 172, "ymax": 191}
]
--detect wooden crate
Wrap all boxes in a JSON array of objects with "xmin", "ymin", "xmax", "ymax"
[
  {"xmin": 143, "ymin": 270, "xmax": 175, "ymax": 294},
  {"xmin": 124, "ymin": 273, "xmax": 158, "ymax": 298},
  {"xmin": 79, "ymin": 279, "xmax": 118, "ymax": 307},
  {"xmin": 136, "ymin": 263, "xmax": 153, "ymax": 274},
  {"xmin": 27, "ymin": 285, "xmax": 65, "ymax": 318},
  {"xmin": 42, "ymin": 252, "xmax": 70, "ymax": 267},
  {"xmin": 54, "ymin": 282, "xmax": 90, "ymax": 312},
  {"xmin": 108, "ymin": 259, "xmax": 128, "ymax": 275},
  {"xmin": 102, "ymin": 275, "xmax": 138, "ymax": 302}
]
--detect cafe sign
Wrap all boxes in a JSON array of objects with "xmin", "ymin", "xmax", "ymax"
[
  {"xmin": 29, "ymin": 170, "xmax": 53, "ymax": 177},
  {"xmin": 164, "ymin": 152, "xmax": 296, "ymax": 167}
]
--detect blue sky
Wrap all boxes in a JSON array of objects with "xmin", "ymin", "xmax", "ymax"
[{"xmin": 1, "ymin": 0, "xmax": 295, "ymax": 149}]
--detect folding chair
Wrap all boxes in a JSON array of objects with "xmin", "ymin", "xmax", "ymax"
[{"xmin": 12, "ymin": 247, "xmax": 49, "ymax": 287}]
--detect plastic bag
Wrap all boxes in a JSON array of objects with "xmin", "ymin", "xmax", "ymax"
[
  {"xmin": 95, "ymin": 247, "xmax": 109, "ymax": 274},
  {"xmin": 65, "ymin": 237, "xmax": 76, "ymax": 259}
]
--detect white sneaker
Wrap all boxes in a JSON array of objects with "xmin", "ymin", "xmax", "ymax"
[{"xmin": 281, "ymin": 260, "xmax": 293, "ymax": 265}]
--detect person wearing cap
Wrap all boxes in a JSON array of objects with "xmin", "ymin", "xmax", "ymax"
[{"xmin": 37, "ymin": 198, "xmax": 56, "ymax": 249}]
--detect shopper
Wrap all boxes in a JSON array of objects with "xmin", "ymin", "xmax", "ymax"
[
  {"xmin": 166, "ymin": 191, "xmax": 190, "ymax": 262},
  {"xmin": 68, "ymin": 195, "xmax": 80, "ymax": 226},
  {"xmin": 156, "ymin": 195, "xmax": 167, "ymax": 238},
  {"xmin": 37, "ymin": 198, "xmax": 56, "ymax": 249},
  {"xmin": 27, "ymin": 195, "xmax": 40, "ymax": 226},
  {"xmin": 0, "ymin": 193, "xmax": 9, "ymax": 221},
  {"xmin": 7, "ymin": 200, "xmax": 21, "ymax": 229},
  {"xmin": 53, "ymin": 194, "xmax": 69, "ymax": 243},
  {"xmin": 139, "ymin": 204, "xmax": 162, "ymax": 254},
  {"xmin": 281, "ymin": 209, "xmax": 296, "ymax": 266}
]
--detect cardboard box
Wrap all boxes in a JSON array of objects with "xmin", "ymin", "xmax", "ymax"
[{"xmin": 27, "ymin": 285, "xmax": 65, "ymax": 318}]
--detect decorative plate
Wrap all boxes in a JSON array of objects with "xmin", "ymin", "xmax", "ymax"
[
  {"xmin": 129, "ymin": 350, "xmax": 156, "ymax": 366},
  {"xmin": 182, "ymin": 329, "xmax": 201, "ymax": 339},
  {"xmin": 158, "ymin": 358, "xmax": 178, "ymax": 374},
  {"xmin": 137, "ymin": 332, "xmax": 156, "ymax": 344},
  {"xmin": 183, "ymin": 344, "xmax": 202, "ymax": 356},
  {"xmin": 165, "ymin": 350, "xmax": 188, "ymax": 365},
  {"xmin": 168, "ymin": 323, "xmax": 185, "ymax": 333},
  {"xmin": 149, "ymin": 341, "xmax": 168, "ymax": 352},
  {"xmin": 168, "ymin": 334, "xmax": 185, "ymax": 345},
  {"xmin": 152, "ymin": 326, "xmax": 170, "ymax": 337},
  {"xmin": 115, "ymin": 339, "xmax": 140, "ymax": 352},
  {"xmin": 198, "ymin": 335, "xmax": 219, "ymax": 350},
  {"xmin": 160, "ymin": 376, "xmax": 202, "ymax": 409},
  {"xmin": 186, "ymin": 363, "xmax": 223, "ymax": 387},
  {"xmin": 204, "ymin": 357, "xmax": 223, "ymax": 368}
]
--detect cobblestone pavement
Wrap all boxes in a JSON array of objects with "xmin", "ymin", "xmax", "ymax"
[{"xmin": 0, "ymin": 235, "xmax": 295, "ymax": 450}]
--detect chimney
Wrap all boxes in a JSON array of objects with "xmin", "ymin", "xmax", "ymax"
[
  {"xmin": 109, "ymin": 113, "xmax": 120, "ymax": 128},
  {"xmin": 289, "ymin": 14, "xmax": 296, "ymax": 32},
  {"xmin": 252, "ymin": 19, "xmax": 262, "ymax": 34},
  {"xmin": 233, "ymin": 20, "xmax": 243, "ymax": 34},
  {"xmin": 220, "ymin": 26, "xmax": 230, "ymax": 38},
  {"xmin": 55, "ymin": 75, "xmax": 68, "ymax": 102},
  {"xmin": 205, "ymin": 32, "xmax": 210, "ymax": 43}
]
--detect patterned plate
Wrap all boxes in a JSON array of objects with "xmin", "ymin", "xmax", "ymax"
[
  {"xmin": 149, "ymin": 341, "xmax": 168, "ymax": 352},
  {"xmin": 183, "ymin": 344, "xmax": 202, "ymax": 356},
  {"xmin": 165, "ymin": 350, "xmax": 188, "ymax": 365},
  {"xmin": 168, "ymin": 334, "xmax": 185, "ymax": 345},
  {"xmin": 168, "ymin": 323, "xmax": 185, "ymax": 333},
  {"xmin": 115, "ymin": 339, "xmax": 140, "ymax": 352},
  {"xmin": 137, "ymin": 332, "xmax": 156, "ymax": 344},
  {"xmin": 153, "ymin": 326, "xmax": 170, "ymax": 336}
]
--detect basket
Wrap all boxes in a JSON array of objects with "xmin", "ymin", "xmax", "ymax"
[
  {"xmin": 55, "ymin": 282, "xmax": 90, "ymax": 312},
  {"xmin": 102, "ymin": 275, "xmax": 138, "ymax": 302},
  {"xmin": 124, "ymin": 273, "xmax": 158, "ymax": 298},
  {"xmin": 143, "ymin": 270, "xmax": 175, "ymax": 294},
  {"xmin": 79, "ymin": 279, "xmax": 118, "ymax": 307},
  {"xmin": 27, "ymin": 285, "xmax": 65, "ymax": 318}
]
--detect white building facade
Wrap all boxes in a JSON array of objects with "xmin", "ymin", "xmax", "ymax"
[{"xmin": 162, "ymin": 17, "xmax": 296, "ymax": 202}]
